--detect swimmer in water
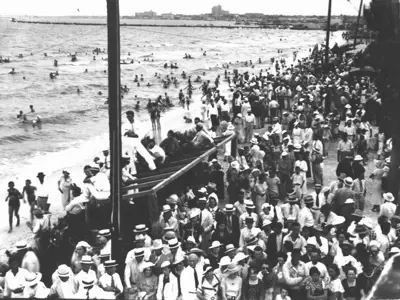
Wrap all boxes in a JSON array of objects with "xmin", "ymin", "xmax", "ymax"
[
  {"xmin": 44, "ymin": 53, "xmax": 47, "ymax": 57},
  {"xmin": 36, "ymin": 116, "xmax": 42, "ymax": 124},
  {"xmin": 17, "ymin": 111, "xmax": 24, "ymax": 119},
  {"xmin": 98, "ymin": 91, "xmax": 102, "ymax": 96},
  {"xmin": 93, "ymin": 56, "xmax": 96, "ymax": 61},
  {"xmin": 9, "ymin": 68, "xmax": 16, "ymax": 75},
  {"xmin": 23, "ymin": 77, "xmax": 26, "ymax": 80},
  {"xmin": 137, "ymin": 82, "xmax": 140, "ymax": 87},
  {"xmin": 135, "ymin": 101, "xmax": 140, "ymax": 110},
  {"xmin": 54, "ymin": 60, "xmax": 58, "ymax": 67},
  {"xmin": 104, "ymin": 70, "xmax": 106, "ymax": 73},
  {"xmin": 18, "ymin": 54, "xmax": 23, "ymax": 58},
  {"xmin": 85, "ymin": 69, "xmax": 88, "ymax": 73},
  {"xmin": 30, "ymin": 105, "xmax": 35, "ymax": 113},
  {"xmin": 50, "ymin": 72, "xmax": 56, "ymax": 79},
  {"xmin": 77, "ymin": 89, "xmax": 81, "ymax": 94}
]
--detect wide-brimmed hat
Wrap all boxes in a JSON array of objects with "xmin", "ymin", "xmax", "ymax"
[
  {"xmin": 173, "ymin": 255, "xmax": 185, "ymax": 265},
  {"xmin": 389, "ymin": 247, "xmax": 400, "ymax": 254},
  {"xmin": 56, "ymin": 265, "xmax": 71, "ymax": 278},
  {"xmin": 203, "ymin": 265, "xmax": 213, "ymax": 275},
  {"xmin": 262, "ymin": 219, "xmax": 272, "ymax": 228},
  {"xmin": 383, "ymin": 193, "xmax": 395, "ymax": 202},
  {"xmin": 233, "ymin": 252, "xmax": 249, "ymax": 263},
  {"xmin": 344, "ymin": 177, "xmax": 353, "ymax": 186},
  {"xmin": 332, "ymin": 216, "xmax": 346, "ymax": 226},
  {"xmin": 209, "ymin": 241, "xmax": 222, "ymax": 249},
  {"xmin": 225, "ymin": 244, "xmax": 236, "ymax": 254},
  {"xmin": 225, "ymin": 263, "xmax": 241, "ymax": 274},
  {"xmin": 25, "ymin": 272, "xmax": 42, "ymax": 287},
  {"xmin": 344, "ymin": 198, "xmax": 355, "ymax": 204},
  {"xmin": 227, "ymin": 124, "xmax": 235, "ymax": 131},
  {"xmin": 162, "ymin": 231, "xmax": 176, "ymax": 242},
  {"xmin": 134, "ymin": 224, "xmax": 148, "ymax": 233},
  {"xmin": 161, "ymin": 261, "xmax": 171, "ymax": 269},
  {"xmin": 82, "ymin": 276, "xmax": 95, "ymax": 288},
  {"xmin": 81, "ymin": 255, "xmax": 93, "ymax": 264},
  {"xmin": 37, "ymin": 172, "xmax": 45, "ymax": 178},
  {"xmin": 345, "ymin": 104, "xmax": 351, "ymax": 109},
  {"xmin": 141, "ymin": 261, "xmax": 155, "ymax": 270},
  {"xmin": 223, "ymin": 204, "xmax": 235, "ymax": 213},
  {"xmin": 16, "ymin": 240, "xmax": 28, "ymax": 251},
  {"xmin": 190, "ymin": 248, "xmax": 206, "ymax": 256},
  {"xmin": 189, "ymin": 208, "xmax": 201, "ymax": 219},
  {"xmin": 104, "ymin": 260, "xmax": 118, "ymax": 268},
  {"xmin": 287, "ymin": 194, "xmax": 298, "ymax": 202},
  {"xmin": 354, "ymin": 155, "xmax": 363, "ymax": 161},
  {"xmin": 198, "ymin": 187, "xmax": 208, "ymax": 194},
  {"xmin": 245, "ymin": 236, "xmax": 259, "ymax": 246},
  {"xmin": 168, "ymin": 238, "xmax": 181, "ymax": 249},
  {"xmin": 219, "ymin": 256, "xmax": 231, "ymax": 267},
  {"xmin": 281, "ymin": 151, "xmax": 288, "ymax": 157}
]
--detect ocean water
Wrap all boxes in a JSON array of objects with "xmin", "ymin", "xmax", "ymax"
[{"xmin": 0, "ymin": 17, "xmax": 344, "ymax": 185}]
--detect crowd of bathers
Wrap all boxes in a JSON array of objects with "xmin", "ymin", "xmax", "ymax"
[{"xmin": 2, "ymin": 41, "xmax": 400, "ymax": 300}]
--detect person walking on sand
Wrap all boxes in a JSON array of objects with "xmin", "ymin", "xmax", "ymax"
[
  {"xmin": 22, "ymin": 179, "xmax": 37, "ymax": 222},
  {"xmin": 58, "ymin": 169, "xmax": 74, "ymax": 209},
  {"xmin": 5, "ymin": 181, "xmax": 23, "ymax": 233},
  {"xmin": 36, "ymin": 172, "xmax": 49, "ymax": 211}
]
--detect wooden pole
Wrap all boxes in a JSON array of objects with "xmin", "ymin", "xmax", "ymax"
[
  {"xmin": 325, "ymin": 0, "xmax": 333, "ymax": 71},
  {"xmin": 106, "ymin": 0, "xmax": 123, "ymax": 268},
  {"xmin": 354, "ymin": 0, "xmax": 364, "ymax": 49}
]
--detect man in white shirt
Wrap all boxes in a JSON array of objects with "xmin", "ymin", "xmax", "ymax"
[
  {"xmin": 4, "ymin": 256, "xmax": 30, "ymax": 298},
  {"xmin": 283, "ymin": 222, "xmax": 307, "ymax": 255},
  {"xmin": 305, "ymin": 250, "xmax": 328, "ymax": 280},
  {"xmin": 99, "ymin": 260, "xmax": 123, "ymax": 298},
  {"xmin": 74, "ymin": 256, "xmax": 98, "ymax": 294},
  {"xmin": 309, "ymin": 184, "xmax": 326, "ymax": 224},
  {"xmin": 298, "ymin": 196, "xmax": 315, "ymax": 230},
  {"xmin": 181, "ymin": 254, "xmax": 203, "ymax": 300},
  {"xmin": 121, "ymin": 110, "xmax": 140, "ymax": 137},
  {"xmin": 380, "ymin": 192, "xmax": 396, "ymax": 219},
  {"xmin": 83, "ymin": 166, "xmax": 110, "ymax": 203},
  {"xmin": 239, "ymin": 216, "xmax": 261, "ymax": 247},
  {"xmin": 49, "ymin": 265, "xmax": 77, "ymax": 299}
]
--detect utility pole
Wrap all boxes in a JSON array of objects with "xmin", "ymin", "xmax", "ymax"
[
  {"xmin": 354, "ymin": 0, "xmax": 364, "ymax": 48},
  {"xmin": 325, "ymin": 0, "xmax": 333, "ymax": 71},
  {"xmin": 106, "ymin": 0, "xmax": 123, "ymax": 270}
]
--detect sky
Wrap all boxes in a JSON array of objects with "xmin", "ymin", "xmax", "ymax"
[{"xmin": 2, "ymin": 0, "xmax": 366, "ymax": 16}]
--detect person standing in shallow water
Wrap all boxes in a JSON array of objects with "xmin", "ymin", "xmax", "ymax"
[
  {"xmin": 5, "ymin": 181, "xmax": 23, "ymax": 233},
  {"xmin": 22, "ymin": 179, "xmax": 37, "ymax": 222}
]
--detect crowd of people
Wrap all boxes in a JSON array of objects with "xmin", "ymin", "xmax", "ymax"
[{"xmin": 2, "ymin": 40, "xmax": 399, "ymax": 300}]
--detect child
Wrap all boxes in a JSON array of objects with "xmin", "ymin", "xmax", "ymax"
[
  {"xmin": 291, "ymin": 166, "xmax": 304, "ymax": 201},
  {"xmin": 275, "ymin": 287, "xmax": 291, "ymax": 300}
]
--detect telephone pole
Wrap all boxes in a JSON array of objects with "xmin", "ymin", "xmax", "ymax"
[
  {"xmin": 325, "ymin": 0, "xmax": 333, "ymax": 71},
  {"xmin": 354, "ymin": 0, "xmax": 364, "ymax": 48}
]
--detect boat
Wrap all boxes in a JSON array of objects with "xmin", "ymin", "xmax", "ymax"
[{"xmin": 290, "ymin": 24, "xmax": 309, "ymax": 30}]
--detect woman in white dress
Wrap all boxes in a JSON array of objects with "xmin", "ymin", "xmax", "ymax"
[
  {"xmin": 327, "ymin": 264, "xmax": 344, "ymax": 300},
  {"xmin": 58, "ymin": 169, "xmax": 74, "ymax": 208},
  {"xmin": 369, "ymin": 161, "xmax": 385, "ymax": 212},
  {"xmin": 197, "ymin": 265, "xmax": 220, "ymax": 300}
]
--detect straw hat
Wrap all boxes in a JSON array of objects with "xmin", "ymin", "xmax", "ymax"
[
  {"xmin": 104, "ymin": 260, "xmax": 118, "ymax": 268},
  {"xmin": 227, "ymin": 124, "xmax": 235, "ymax": 131},
  {"xmin": 152, "ymin": 239, "xmax": 163, "ymax": 250},
  {"xmin": 168, "ymin": 238, "xmax": 181, "ymax": 249},
  {"xmin": 16, "ymin": 240, "xmax": 28, "ymax": 251},
  {"xmin": 189, "ymin": 208, "xmax": 201, "ymax": 219},
  {"xmin": 134, "ymin": 224, "xmax": 148, "ymax": 233},
  {"xmin": 354, "ymin": 155, "xmax": 363, "ymax": 161},
  {"xmin": 80, "ymin": 255, "xmax": 93, "ymax": 265},
  {"xmin": 198, "ymin": 187, "xmax": 208, "ymax": 194},
  {"xmin": 223, "ymin": 204, "xmax": 235, "ymax": 213},
  {"xmin": 25, "ymin": 272, "xmax": 42, "ymax": 287},
  {"xmin": 173, "ymin": 255, "xmax": 185, "ymax": 265},
  {"xmin": 304, "ymin": 195, "xmax": 314, "ymax": 205},
  {"xmin": 383, "ymin": 193, "xmax": 395, "ymax": 202},
  {"xmin": 162, "ymin": 231, "xmax": 176, "ymax": 242},
  {"xmin": 344, "ymin": 177, "xmax": 353, "ymax": 187},
  {"xmin": 98, "ymin": 229, "xmax": 111, "ymax": 237},
  {"xmin": 203, "ymin": 265, "xmax": 213, "ymax": 275},
  {"xmin": 344, "ymin": 198, "xmax": 355, "ymax": 204},
  {"xmin": 244, "ymin": 199, "xmax": 255, "ymax": 209},
  {"xmin": 250, "ymin": 138, "xmax": 259, "ymax": 145},
  {"xmin": 166, "ymin": 194, "xmax": 179, "ymax": 205},
  {"xmin": 225, "ymin": 244, "xmax": 236, "ymax": 254},
  {"xmin": 56, "ymin": 265, "xmax": 71, "ymax": 278},
  {"xmin": 389, "ymin": 247, "xmax": 400, "ymax": 254},
  {"xmin": 245, "ymin": 236, "xmax": 259, "ymax": 246},
  {"xmin": 82, "ymin": 276, "xmax": 95, "ymax": 288},
  {"xmin": 141, "ymin": 261, "xmax": 155, "ymax": 270},
  {"xmin": 281, "ymin": 151, "xmax": 288, "ymax": 157},
  {"xmin": 262, "ymin": 220, "xmax": 272, "ymax": 228},
  {"xmin": 135, "ymin": 234, "xmax": 146, "ymax": 241},
  {"xmin": 162, "ymin": 205, "xmax": 171, "ymax": 213},
  {"xmin": 133, "ymin": 248, "xmax": 145, "ymax": 257},
  {"xmin": 209, "ymin": 241, "xmax": 222, "ymax": 249}
]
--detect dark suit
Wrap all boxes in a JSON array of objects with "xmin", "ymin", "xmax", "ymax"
[
  {"xmin": 266, "ymin": 232, "xmax": 286, "ymax": 266},
  {"xmin": 301, "ymin": 253, "xmax": 311, "ymax": 263},
  {"xmin": 224, "ymin": 214, "xmax": 240, "ymax": 247}
]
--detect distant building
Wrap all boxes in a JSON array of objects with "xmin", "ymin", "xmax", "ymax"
[
  {"xmin": 212, "ymin": 5, "xmax": 229, "ymax": 19},
  {"xmin": 161, "ymin": 13, "xmax": 174, "ymax": 19},
  {"xmin": 135, "ymin": 10, "xmax": 157, "ymax": 19}
]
